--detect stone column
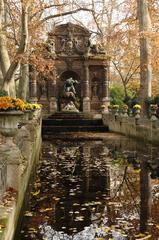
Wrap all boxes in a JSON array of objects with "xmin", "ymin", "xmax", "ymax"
[
  {"xmin": 29, "ymin": 65, "xmax": 38, "ymax": 103},
  {"xmin": 102, "ymin": 66, "xmax": 110, "ymax": 111},
  {"xmin": 83, "ymin": 63, "xmax": 90, "ymax": 112},
  {"xmin": 49, "ymin": 70, "xmax": 57, "ymax": 113}
]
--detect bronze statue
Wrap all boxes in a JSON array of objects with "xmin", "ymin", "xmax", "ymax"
[
  {"xmin": 61, "ymin": 77, "xmax": 79, "ymax": 112},
  {"xmin": 63, "ymin": 77, "xmax": 78, "ymax": 95}
]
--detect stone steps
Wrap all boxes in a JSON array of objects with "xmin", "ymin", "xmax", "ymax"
[
  {"xmin": 42, "ymin": 125, "xmax": 108, "ymax": 133},
  {"xmin": 42, "ymin": 118, "xmax": 103, "ymax": 126},
  {"xmin": 46, "ymin": 112, "xmax": 100, "ymax": 119},
  {"xmin": 42, "ymin": 112, "xmax": 108, "ymax": 138}
]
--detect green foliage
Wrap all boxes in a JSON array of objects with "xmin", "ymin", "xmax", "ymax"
[
  {"xmin": 110, "ymin": 83, "xmax": 137, "ymax": 107},
  {"xmin": 127, "ymin": 97, "xmax": 139, "ymax": 108},
  {"xmin": 145, "ymin": 96, "xmax": 155, "ymax": 105},
  {"xmin": 144, "ymin": 95, "xmax": 159, "ymax": 106},
  {"xmin": 0, "ymin": 89, "xmax": 8, "ymax": 97},
  {"xmin": 110, "ymin": 84, "xmax": 125, "ymax": 106},
  {"xmin": 154, "ymin": 95, "xmax": 159, "ymax": 105}
]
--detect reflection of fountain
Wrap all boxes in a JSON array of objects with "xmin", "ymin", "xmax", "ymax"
[{"xmin": 21, "ymin": 136, "xmax": 159, "ymax": 239}]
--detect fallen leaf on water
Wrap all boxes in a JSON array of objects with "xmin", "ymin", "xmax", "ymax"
[
  {"xmin": 24, "ymin": 211, "xmax": 33, "ymax": 217},
  {"xmin": 135, "ymin": 233, "xmax": 146, "ymax": 238},
  {"xmin": 39, "ymin": 208, "xmax": 53, "ymax": 213},
  {"xmin": 28, "ymin": 228, "xmax": 37, "ymax": 233},
  {"xmin": 95, "ymin": 238, "xmax": 106, "ymax": 240},
  {"xmin": 75, "ymin": 216, "xmax": 84, "ymax": 221},
  {"xmin": 156, "ymin": 224, "xmax": 159, "ymax": 229},
  {"xmin": 73, "ymin": 203, "xmax": 80, "ymax": 206},
  {"xmin": 135, "ymin": 233, "xmax": 152, "ymax": 239},
  {"xmin": 31, "ymin": 190, "xmax": 40, "ymax": 196}
]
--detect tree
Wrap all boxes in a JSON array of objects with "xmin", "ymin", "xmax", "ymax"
[
  {"xmin": 85, "ymin": 0, "xmax": 141, "ymax": 99},
  {"xmin": 0, "ymin": 0, "xmax": 31, "ymax": 97},
  {"xmin": 0, "ymin": 0, "xmax": 94, "ymax": 98},
  {"xmin": 137, "ymin": 0, "xmax": 152, "ymax": 115}
]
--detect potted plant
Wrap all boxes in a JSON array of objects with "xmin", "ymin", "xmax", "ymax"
[
  {"xmin": 133, "ymin": 104, "xmax": 141, "ymax": 119},
  {"xmin": 112, "ymin": 104, "xmax": 119, "ymax": 116},
  {"xmin": 101, "ymin": 104, "xmax": 106, "ymax": 112},
  {"xmin": 133, "ymin": 104, "xmax": 141, "ymax": 111},
  {"xmin": 120, "ymin": 104, "xmax": 128, "ymax": 116},
  {"xmin": 108, "ymin": 105, "xmax": 113, "ymax": 113},
  {"xmin": 150, "ymin": 104, "xmax": 158, "ymax": 120},
  {"xmin": 0, "ymin": 96, "xmax": 24, "ymax": 146}
]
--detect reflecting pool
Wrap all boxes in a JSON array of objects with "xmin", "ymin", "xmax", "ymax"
[{"xmin": 18, "ymin": 133, "xmax": 159, "ymax": 240}]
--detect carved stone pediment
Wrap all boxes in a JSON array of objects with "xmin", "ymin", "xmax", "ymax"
[{"xmin": 48, "ymin": 22, "xmax": 91, "ymax": 55}]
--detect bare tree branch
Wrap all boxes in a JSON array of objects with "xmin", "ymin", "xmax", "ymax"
[{"xmin": 40, "ymin": 7, "xmax": 94, "ymax": 24}]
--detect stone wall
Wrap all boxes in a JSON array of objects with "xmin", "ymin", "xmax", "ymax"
[
  {"xmin": 0, "ymin": 111, "xmax": 42, "ymax": 240},
  {"xmin": 102, "ymin": 113, "xmax": 159, "ymax": 144}
]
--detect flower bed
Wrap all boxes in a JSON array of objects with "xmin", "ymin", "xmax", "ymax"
[{"xmin": 0, "ymin": 97, "xmax": 42, "ymax": 111}]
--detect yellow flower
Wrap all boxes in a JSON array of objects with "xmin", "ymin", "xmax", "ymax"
[
  {"xmin": 133, "ymin": 104, "xmax": 141, "ymax": 110},
  {"xmin": 0, "ymin": 97, "xmax": 25, "ymax": 111},
  {"xmin": 24, "ymin": 103, "xmax": 34, "ymax": 110},
  {"xmin": 112, "ymin": 104, "xmax": 119, "ymax": 109},
  {"xmin": 31, "ymin": 103, "xmax": 42, "ymax": 109},
  {"xmin": 0, "ymin": 97, "xmax": 42, "ymax": 111}
]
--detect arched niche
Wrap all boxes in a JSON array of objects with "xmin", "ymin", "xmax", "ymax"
[
  {"xmin": 91, "ymin": 77, "xmax": 101, "ymax": 100},
  {"xmin": 57, "ymin": 70, "xmax": 82, "ymax": 111},
  {"xmin": 58, "ymin": 70, "xmax": 81, "ymax": 97}
]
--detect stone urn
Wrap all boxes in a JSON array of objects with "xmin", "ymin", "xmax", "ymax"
[
  {"xmin": 0, "ymin": 111, "xmax": 24, "ymax": 139},
  {"xmin": 134, "ymin": 109, "xmax": 141, "ymax": 119},
  {"xmin": 150, "ymin": 105, "xmax": 158, "ymax": 121},
  {"xmin": 23, "ymin": 110, "xmax": 31, "ymax": 121},
  {"xmin": 121, "ymin": 108, "xmax": 128, "ymax": 117},
  {"xmin": 0, "ymin": 111, "xmax": 24, "ymax": 164},
  {"xmin": 28, "ymin": 110, "xmax": 34, "ymax": 120},
  {"xmin": 112, "ymin": 108, "xmax": 119, "ymax": 117},
  {"xmin": 101, "ymin": 105, "xmax": 106, "ymax": 112},
  {"xmin": 28, "ymin": 108, "xmax": 41, "ymax": 120}
]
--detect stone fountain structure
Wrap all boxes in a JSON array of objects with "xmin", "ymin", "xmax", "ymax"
[{"xmin": 29, "ymin": 22, "xmax": 110, "ymax": 114}]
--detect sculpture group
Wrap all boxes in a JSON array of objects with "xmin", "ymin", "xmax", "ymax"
[{"xmin": 61, "ymin": 77, "xmax": 79, "ymax": 112}]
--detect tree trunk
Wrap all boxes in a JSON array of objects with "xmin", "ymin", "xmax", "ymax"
[
  {"xmin": 0, "ymin": 66, "xmax": 3, "ymax": 87},
  {"xmin": 0, "ymin": 33, "xmax": 16, "ymax": 96},
  {"xmin": 1, "ymin": 1, "xmax": 30, "ymax": 97},
  {"xmin": 123, "ymin": 84, "xmax": 128, "ymax": 101},
  {"xmin": 0, "ymin": 0, "xmax": 16, "ymax": 96},
  {"xmin": 137, "ymin": 0, "xmax": 152, "ymax": 116},
  {"xmin": 18, "ymin": 63, "xmax": 29, "ymax": 101}
]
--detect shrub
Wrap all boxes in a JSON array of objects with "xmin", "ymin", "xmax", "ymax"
[
  {"xmin": 110, "ymin": 84, "xmax": 125, "ymax": 106},
  {"xmin": 154, "ymin": 95, "xmax": 159, "ymax": 105},
  {"xmin": 0, "ymin": 89, "xmax": 8, "ymax": 97}
]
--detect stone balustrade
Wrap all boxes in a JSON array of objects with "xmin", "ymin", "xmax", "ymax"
[
  {"xmin": 102, "ymin": 111, "xmax": 159, "ymax": 145},
  {"xmin": 0, "ymin": 110, "xmax": 42, "ymax": 240}
]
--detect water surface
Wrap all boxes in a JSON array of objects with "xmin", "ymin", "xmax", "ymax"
[{"xmin": 19, "ymin": 133, "xmax": 159, "ymax": 239}]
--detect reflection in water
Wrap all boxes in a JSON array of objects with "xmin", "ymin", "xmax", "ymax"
[
  {"xmin": 140, "ymin": 161, "xmax": 152, "ymax": 233},
  {"xmin": 19, "ymin": 136, "xmax": 159, "ymax": 239}
]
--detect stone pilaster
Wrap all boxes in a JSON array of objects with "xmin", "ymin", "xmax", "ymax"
[
  {"xmin": 49, "ymin": 70, "xmax": 57, "ymax": 113},
  {"xmin": 83, "ymin": 63, "xmax": 90, "ymax": 112},
  {"xmin": 102, "ymin": 66, "xmax": 110, "ymax": 111},
  {"xmin": 29, "ymin": 65, "xmax": 38, "ymax": 103}
]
